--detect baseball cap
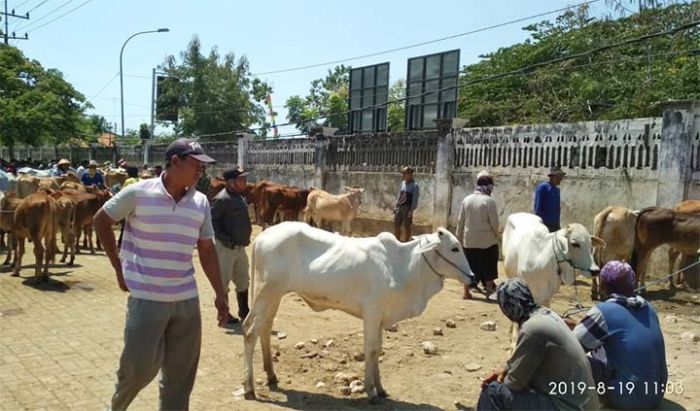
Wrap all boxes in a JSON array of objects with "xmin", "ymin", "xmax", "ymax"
[
  {"xmin": 164, "ymin": 138, "xmax": 216, "ymax": 163},
  {"xmin": 222, "ymin": 167, "xmax": 248, "ymax": 180}
]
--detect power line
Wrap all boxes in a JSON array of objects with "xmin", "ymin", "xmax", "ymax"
[
  {"xmin": 14, "ymin": 0, "xmax": 34, "ymax": 9},
  {"xmin": 89, "ymin": 71, "xmax": 119, "ymax": 99},
  {"xmin": 25, "ymin": 0, "xmax": 94, "ymax": 33},
  {"xmin": 252, "ymin": 0, "xmax": 602, "ymax": 76},
  {"xmin": 192, "ymin": 22, "xmax": 700, "ymax": 138},
  {"xmin": 14, "ymin": 0, "xmax": 72, "ymax": 31},
  {"xmin": 26, "ymin": 0, "xmax": 48, "ymax": 13}
]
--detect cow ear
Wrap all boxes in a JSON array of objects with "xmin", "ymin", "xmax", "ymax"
[
  {"xmin": 344, "ymin": 186, "xmax": 352, "ymax": 191},
  {"xmin": 591, "ymin": 236, "xmax": 606, "ymax": 248}
]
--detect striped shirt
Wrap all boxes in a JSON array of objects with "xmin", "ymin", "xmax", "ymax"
[{"xmin": 102, "ymin": 175, "xmax": 214, "ymax": 302}]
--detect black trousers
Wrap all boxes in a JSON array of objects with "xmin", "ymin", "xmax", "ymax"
[{"xmin": 463, "ymin": 244, "xmax": 499, "ymax": 287}]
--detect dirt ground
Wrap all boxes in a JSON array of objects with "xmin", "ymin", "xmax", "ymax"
[{"xmin": 0, "ymin": 223, "xmax": 698, "ymax": 410}]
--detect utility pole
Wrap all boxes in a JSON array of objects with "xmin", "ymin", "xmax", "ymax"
[{"xmin": 1, "ymin": 0, "xmax": 30, "ymax": 44}]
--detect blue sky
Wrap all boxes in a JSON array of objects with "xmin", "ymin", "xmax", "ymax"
[{"xmin": 8, "ymin": 0, "xmax": 614, "ymax": 137}]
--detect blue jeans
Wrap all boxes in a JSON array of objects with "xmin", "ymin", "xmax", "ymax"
[{"xmin": 477, "ymin": 382, "xmax": 557, "ymax": 411}]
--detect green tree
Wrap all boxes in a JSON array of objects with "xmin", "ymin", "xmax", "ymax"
[
  {"xmin": 387, "ymin": 79, "xmax": 406, "ymax": 132},
  {"xmin": 0, "ymin": 44, "xmax": 90, "ymax": 149},
  {"xmin": 159, "ymin": 36, "xmax": 272, "ymax": 140},
  {"xmin": 285, "ymin": 65, "xmax": 350, "ymax": 133},
  {"xmin": 457, "ymin": 2, "xmax": 700, "ymax": 126},
  {"xmin": 139, "ymin": 123, "xmax": 151, "ymax": 140}
]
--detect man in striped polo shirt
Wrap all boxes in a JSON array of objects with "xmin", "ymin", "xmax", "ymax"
[{"xmin": 94, "ymin": 138, "xmax": 229, "ymax": 410}]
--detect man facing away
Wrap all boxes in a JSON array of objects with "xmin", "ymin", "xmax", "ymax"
[
  {"xmin": 210, "ymin": 167, "xmax": 252, "ymax": 324},
  {"xmin": 478, "ymin": 278, "xmax": 599, "ymax": 411},
  {"xmin": 394, "ymin": 166, "xmax": 419, "ymax": 242},
  {"xmin": 573, "ymin": 261, "xmax": 667, "ymax": 410},
  {"xmin": 534, "ymin": 166, "xmax": 566, "ymax": 232},
  {"xmin": 93, "ymin": 138, "xmax": 229, "ymax": 410}
]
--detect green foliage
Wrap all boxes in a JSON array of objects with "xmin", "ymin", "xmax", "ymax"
[
  {"xmin": 0, "ymin": 44, "xmax": 90, "ymax": 148},
  {"xmin": 139, "ymin": 123, "xmax": 151, "ymax": 140},
  {"xmin": 387, "ymin": 79, "xmax": 406, "ymax": 132},
  {"xmin": 159, "ymin": 36, "xmax": 272, "ymax": 140},
  {"xmin": 458, "ymin": 2, "xmax": 700, "ymax": 126},
  {"xmin": 285, "ymin": 65, "xmax": 350, "ymax": 133}
]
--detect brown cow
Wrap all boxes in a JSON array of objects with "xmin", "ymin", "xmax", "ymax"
[
  {"xmin": 631, "ymin": 207, "xmax": 700, "ymax": 291},
  {"xmin": 0, "ymin": 192, "xmax": 22, "ymax": 266},
  {"xmin": 12, "ymin": 191, "xmax": 58, "ymax": 281},
  {"xmin": 668, "ymin": 200, "xmax": 700, "ymax": 288},
  {"xmin": 61, "ymin": 188, "xmax": 112, "ymax": 254},
  {"xmin": 207, "ymin": 177, "xmax": 227, "ymax": 200},
  {"xmin": 105, "ymin": 169, "xmax": 128, "ymax": 191},
  {"xmin": 39, "ymin": 188, "xmax": 83, "ymax": 266},
  {"xmin": 304, "ymin": 187, "xmax": 365, "ymax": 235},
  {"xmin": 590, "ymin": 206, "xmax": 638, "ymax": 299},
  {"xmin": 260, "ymin": 185, "xmax": 312, "ymax": 228},
  {"xmin": 250, "ymin": 181, "xmax": 283, "ymax": 224}
]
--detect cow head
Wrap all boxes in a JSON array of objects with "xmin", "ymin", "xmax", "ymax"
[
  {"xmin": 555, "ymin": 223, "xmax": 606, "ymax": 285},
  {"xmin": 343, "ymin": 186, "xmax": 364, "ymax": 207},
  {"xmin": 419, "ymin": 228, "xmax": 475, "ymax": 285}
]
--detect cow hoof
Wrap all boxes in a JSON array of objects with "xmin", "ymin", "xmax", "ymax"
[
  {"xmin": 243, "ymin": 391, "xmax": 256, "ymax": 400},
  {"xmin": 11, "ymin": 272, "xmax": 19, "ymax": 277},
  {"xmin": 268, "ymin": 375, "xmax": 278, "ymax": 386},
  {"xmin": 378, "ymin": 389, "xmax": 389, "ymax": 398}
]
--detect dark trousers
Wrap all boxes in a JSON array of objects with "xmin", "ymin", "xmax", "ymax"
[
  {"xmin": 477, "ymin": 381, "xmax": 557, "ymax": 411},
  {"xmin": 463, "ymin": 245, "xmax": 499, "ymax": 287},
  {"xmin": 544, "ymin": 222, "xmax": 560, "ymax": 233}
]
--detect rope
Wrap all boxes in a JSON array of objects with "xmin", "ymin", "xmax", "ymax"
[
  {"xmin": 635, "ymin": 259, "xmax": 700, "ymax": 293},
  {"xmin": 562, "ymin": 258, "xmax": 700, "ymax": 318}
]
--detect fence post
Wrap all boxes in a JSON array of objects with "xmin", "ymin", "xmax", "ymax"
[
  {"xmin": 238, "ymin": 134, "xmax": 252, "ymax": 169},
  {"xmin": 433, "ymin": 119, "xmax": 456, "ymax": 230},
  {"xmin": 656, "ymin": 100, "xmax": 699, "ymax": 208},
  {"xmin": 313, "ymin": 134, "xmax": 330, "ymax": 190}
]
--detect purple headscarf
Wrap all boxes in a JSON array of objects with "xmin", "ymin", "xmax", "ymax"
[{"xmin": 600, "ymin": 260, "xmax": 636, "ymax": 296}]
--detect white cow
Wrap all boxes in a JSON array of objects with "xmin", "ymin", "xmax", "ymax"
[
  {"xmin": 304, "ymin": 187, "xmax": 364, "ymax": 234},
  {"xmin": 242, "ymin": 221, "xmax": 474, "ymax": 403},
  {"xmin": 503, "ymin": 212, "xmax": 605, "ymax": 307}
]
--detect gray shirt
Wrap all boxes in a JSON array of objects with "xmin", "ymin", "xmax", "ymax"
[
  {"xmin": 505, "ymin": 308, "xmax": 600, "ymax": 411},
  {"xmin": 456, "ymin": 191, "xmax": 499, "ymax": 249},
  {"xmin": 210, "ymin": 188, "xmax": 252, "ymax": 247}
]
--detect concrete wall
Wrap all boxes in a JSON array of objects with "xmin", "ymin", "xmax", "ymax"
[{"xmin": 449, "ymin": 168, "xmax": 659, "ymax": 235}]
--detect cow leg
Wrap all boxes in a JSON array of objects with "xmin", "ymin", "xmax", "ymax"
[
  {"xmin": 33, "ymin": 235, "xmax": 45, "ymax": 282},
  {"xmin": 86, "ymin": 225, "xmax": 95, "ymax": 254},
  {"xmin": 75, "ymin": 226, "xmax": 82, "ymax": 254},
  {"xmin": 259, "ymin": 298, "xmax": 282, "ymax": 386},
  {"xmin": 59, "ymin": 232, "xmax": 67, "ymax": 263},
  {"xmin": 668, "ymin": 248, "xmax": 681, "ymax": 288},
  {"xmin": 42, "ymin": 235, "xmax": 53, "ymax": 278},
  {"xmin": 66, "ymin": 229, "xmax": 76, "ymax": 266},
  {"xmin": 12, "ymin": 238, "xmax": 23, "ymax": 277},
  {"xmin": 362, "ymin": 312, "xmax": 383, "ymax": 403},
  {"xmin": 242, "ymin": 289, "xmax": 280, "ymax": 400},
  {"xmin": 590, "ymin": 276, "xmax": 599, "ymax": 300},
  {"xmin": 635, "ymin": 249, "xmax": 652, "ymax": 292},
  {"xmin": 2, "ymin": 233, "xmax": 13, "ymax": 266}
]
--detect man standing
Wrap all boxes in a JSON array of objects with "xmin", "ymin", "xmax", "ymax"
[
  {"xmin": 394, "ymin": 166, "xmax": 419, "ymax": 242},
  {"xmin": 210, "ymin": 167, "xmax": 252, "ymax": 324},
  {"xmin": 456, "ymin": 172, "xmax": 499, "ymax": 299},
  {"xmin": 478, "ymin": 278, "xmax": 599, "ymax": 410},
  {"xmin": 573, "ymin": 261, "xmax": 667, "ymax": 410},
  {"xmin": 80, "ymin": 160, "xmax": 106, "ymax": 189},
  {"xmin": 50, "ymin": 158, "xmax": 72, "ymax": 177},
  {"xmin": 93, "ymin": 138, "xmax": 229, "ymax": 410},
  {"xmin": 534, "ymin": 166, "xmax": 566, "ymax": 232}
]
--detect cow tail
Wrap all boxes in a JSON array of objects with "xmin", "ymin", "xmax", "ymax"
[
  {"xmin": 630, "ymin": 206, "xmax": 655, "ymax": 271},
  {"xmin": 592, "ymin": 207, "xmax": 613, "ymax": 266}
]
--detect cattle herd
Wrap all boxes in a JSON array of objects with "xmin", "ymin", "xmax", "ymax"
[{"xmin": 0, "ymin": 167, "xmax": 698, "ymax": 403}]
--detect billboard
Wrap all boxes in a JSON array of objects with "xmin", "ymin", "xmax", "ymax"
[
  {"xmin": 348, "ymin": 62, "xmax": 390, "ymax": 133},
  {"xmin": 155, "ymin": 75, "xmax": 179, "ymax": 123},
  {"xmin": 405, "ymin": 50, "xmax": 460, "ymax": 130}
]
